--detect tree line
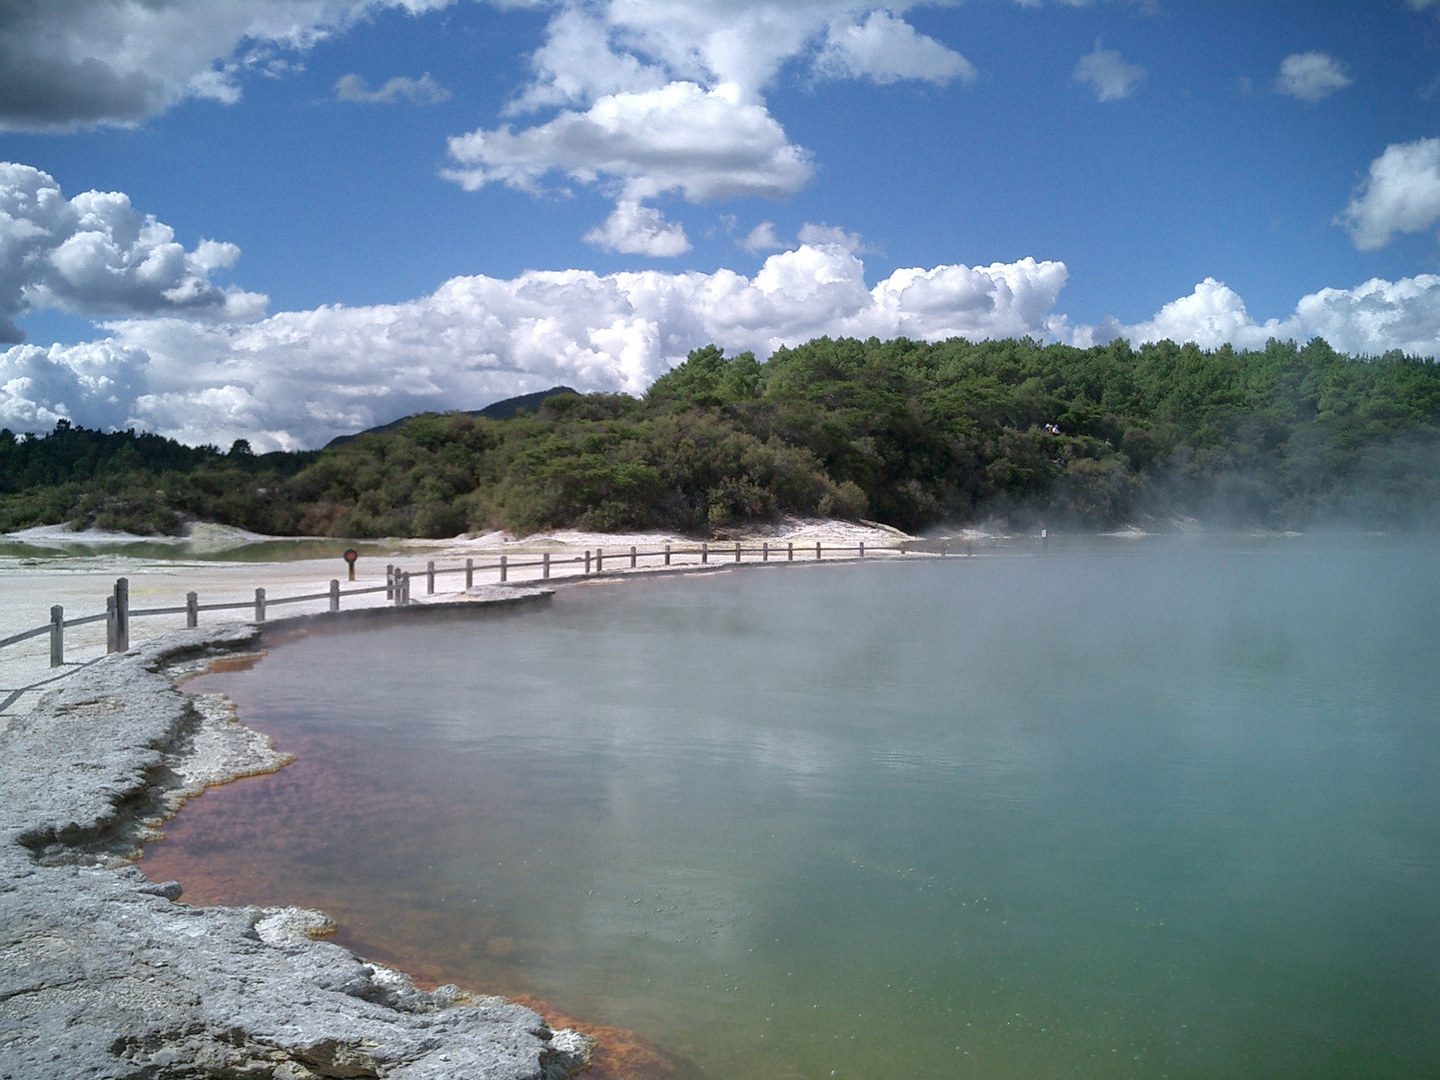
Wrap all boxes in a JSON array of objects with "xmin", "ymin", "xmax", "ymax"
[{"xmin": 4, "ymin": 334, "xmax": 1440, "ymax": 538}]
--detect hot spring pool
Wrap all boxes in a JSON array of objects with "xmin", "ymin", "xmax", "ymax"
[{"xmin": 147, "ymin": 536, "xmax": 1440, "ymax": 1079}]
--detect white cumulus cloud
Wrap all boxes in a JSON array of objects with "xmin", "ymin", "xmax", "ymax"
[
  {"xmin": 506, "ymin": 2, "xmax": 974, "ymax": 109},
  {"xmin": 814, "ymin": 10, "xmax": 977, "ymax": 86},
  {"xmin": 1065, "ymin": 279, "xmax": 1285, "ymax": 350},
  {"xmin": 452, "ymin": 2, "xmax": 976, "ymax": 243},
  {"xmin": 866, "ymin": 258, "xmax": 1069, "ymax": 342},
  {"xmin": 583, "ymin": 198, "xmax": 692, "ymax": 256},
  {"xmin": 1274, "ymin": 51, "xmax": 1352, "ymax": 102},
  {"xmin": 0, "ymin": 247, "xmax": 1068, "ymax": 449},
  {"xmin": 0, "ymin": 0, "xmax": 455, "ymax": 131},
  {"xmin": 503, "ymin": 6, "xmax": 674, "ymax": 115},
  {"xmin": 335, "ymin": 72, "xmax": 451, "ymax": 104},
  {"xmin": 1065, "ymin": 275, "xmax": 1440, "ymax": 359},
  {"xmin": 8, "ymin": 249, "xmax": 1440, "ymax": 451},
  {"xmin": 0, "ymin": 339, "xmax": 150, "ymax": 433},
  {"xmin": 1291, "ymin": 275, "xmax": 1440, "ymax": 356},
  {"xmin": 444, "ymin": 81, "xmax": 814, "ymax": 202},
  {"xmin": 0, "ymin": 163, "xmax": 266, "ymax": 343},
  {"xmin": 797, "ymin": 222, "xmax": 873, "ymax": 254},
  {"xmin": 740, "ymin": 221, "xmax": 783, "ymax": 253},
  {"xmin": 1073, "ymin": 43, "xmax": 1145, "ymax": 102},
  {"xmin": 1341, "ymin": 138, "xmax": 1440, "ymax": 251}
]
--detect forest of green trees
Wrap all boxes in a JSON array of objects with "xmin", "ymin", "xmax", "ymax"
[{"xmin": 4, "ymin": 334, "xmax": 1440, "ymax": 538}]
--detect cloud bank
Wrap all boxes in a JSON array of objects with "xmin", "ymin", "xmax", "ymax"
[
  {"xmin": 0, "ymin": 245, "xmax": 1067, "ymax": 449},
  {"xmin": 0, "ymin": 163, "xmax": 266, "ymax": 344},
  {"xmin": 1063, "ymin": 275, "xmax": 1440, "ymax": 358},
  {"xmin": 4, "ymin": 237, "xmax": 1437, "ymax": 452}
]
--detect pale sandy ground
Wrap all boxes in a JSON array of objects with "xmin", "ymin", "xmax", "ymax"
[{"xmin": 0, "ymin": 517, "xmax": 914, "ymax": 720}]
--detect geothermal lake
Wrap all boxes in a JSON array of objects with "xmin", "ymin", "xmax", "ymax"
[{"xmin": 152, "ymin": 537, "xmax": 1440, "ymax": 1079}]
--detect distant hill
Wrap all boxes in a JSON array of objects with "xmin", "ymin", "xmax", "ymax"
[{"xmin": 323, "ymin": 386, "xmax": 579, "ymax": 448}]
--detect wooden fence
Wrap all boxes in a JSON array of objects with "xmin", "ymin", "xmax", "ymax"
[{"xmin": 1, "ymin": 540, "xmax": 902, "ymax": 669}]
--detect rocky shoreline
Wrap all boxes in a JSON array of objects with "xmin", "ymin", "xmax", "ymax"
[{"xmin": 0, "ymin": 623, "xmax": 595, "ymax": 1079}]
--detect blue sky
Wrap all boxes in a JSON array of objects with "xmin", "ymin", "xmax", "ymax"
[{"xmin": 3, "ymin": 1, "xmax": 1440, "ymax": 449}]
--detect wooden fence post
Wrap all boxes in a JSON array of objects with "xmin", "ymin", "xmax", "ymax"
[
  {"xmin": 386, "ymin": 564, "xmax": 395, "ymax": 600},
  {"xmin": 49, "ymin": 606, "xmax": 63, "ymax": 668},
  {"xmin": 816, "ymin": 542, "xmax": 822, "ymax": 561},
  {"xmin": 859, "ymin": 541, "xmax": 865, "ymax": 558},
  {"xmin": 585, "ymin": 550, "xmax": 592, "ymax": 574},
  {"xmin": 465, "ymin": 558, "xmax": 474, "ymax": 589},
  {"xmin": 597, "ymin": 548, "xmax": 604, "ymax": 572},
  {"xmin": 330, "ymin": 579, "xmax": 340, "ymax": 613},
  {"xmin": 401, "ymin": 572, "xmax": 410, "ymax": 606},
  {"xmin": 630, "ymin": 546, "xmax": 637, "ymax": 568},
  {"xmin": 762, "ymin": 542, "xmax": 768, "ymax": 562},
  {"xmin": 500, "ymin": 554, "xmax": 508, "ymax": 583},
  {"xmin": 664, "ymin": 544, "xmax": 671, "ymax": 566},
  {"xmin": 543, "ymin": 552, "xmax": 550, "ymax": 579},
  {"xmin": 734, "ymin": 541, "xmax": 741, "ymax": 563},
  {"xmin": 186, "ymin": 592, "xmax": 198, "ymax": 628},
  {"xmin": 114, "ymin": 578, "xmax": 129, "ymax": 652},
  {"xmin": 788, "ymin": 542, "xmax": 793, "ymax": 561},
  {"xmin": 106, "ymin": 596, "xmax": 117, "ymax": 652},
  {"xmin": 254, "ymin": 588, "xmax": 266, "ymax": 623},
  {"xmin": 701, "ymin": 542, "xmax": 708, "ymax": 564},
  {"xmin": 427, "ymin": 561, "xmax": 435, "ymax": 595}
]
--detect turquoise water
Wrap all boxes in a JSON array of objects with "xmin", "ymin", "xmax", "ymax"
[{"xmin": 164, "ymin": 537, "xmax": 1440, "ymax": 1079}]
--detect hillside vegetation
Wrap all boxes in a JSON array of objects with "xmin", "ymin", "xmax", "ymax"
[{"xmin": 4, "ymin": 335, "xmax": 1440, "ymax": 538}]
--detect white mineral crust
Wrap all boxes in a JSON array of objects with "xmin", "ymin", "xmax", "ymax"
[{"xmin": 0, "ymin": 624, "xmax": 595, "ymax": 1080}]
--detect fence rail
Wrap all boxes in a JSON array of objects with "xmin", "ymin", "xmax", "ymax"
[{"xmin": 1, "ymin": 540, "xmax": 908, "ymax": 670}]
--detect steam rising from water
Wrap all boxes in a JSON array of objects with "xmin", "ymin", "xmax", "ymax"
[{"xmin": 158, "ymin": 537, "xmax": 1440, "ymax": 1080}]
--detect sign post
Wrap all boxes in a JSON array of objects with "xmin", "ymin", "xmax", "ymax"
[{"xmin": 343, "ymin": 549, "xmax": 358, "ymax": 582}]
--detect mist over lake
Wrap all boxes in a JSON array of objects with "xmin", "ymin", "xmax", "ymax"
[{"xmin": 155, "ymin": 537, "xmax": 1440, "ymax": 1080}]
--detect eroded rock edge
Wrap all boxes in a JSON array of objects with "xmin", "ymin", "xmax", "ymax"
[{"xmin": 0, "ymin": 623, "xmax": 595, "ymax": 1080}]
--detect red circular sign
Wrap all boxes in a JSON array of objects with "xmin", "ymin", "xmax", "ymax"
[{"xmin": 343, "ymin": 549, "xmax": 358, "ymax": 564}]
